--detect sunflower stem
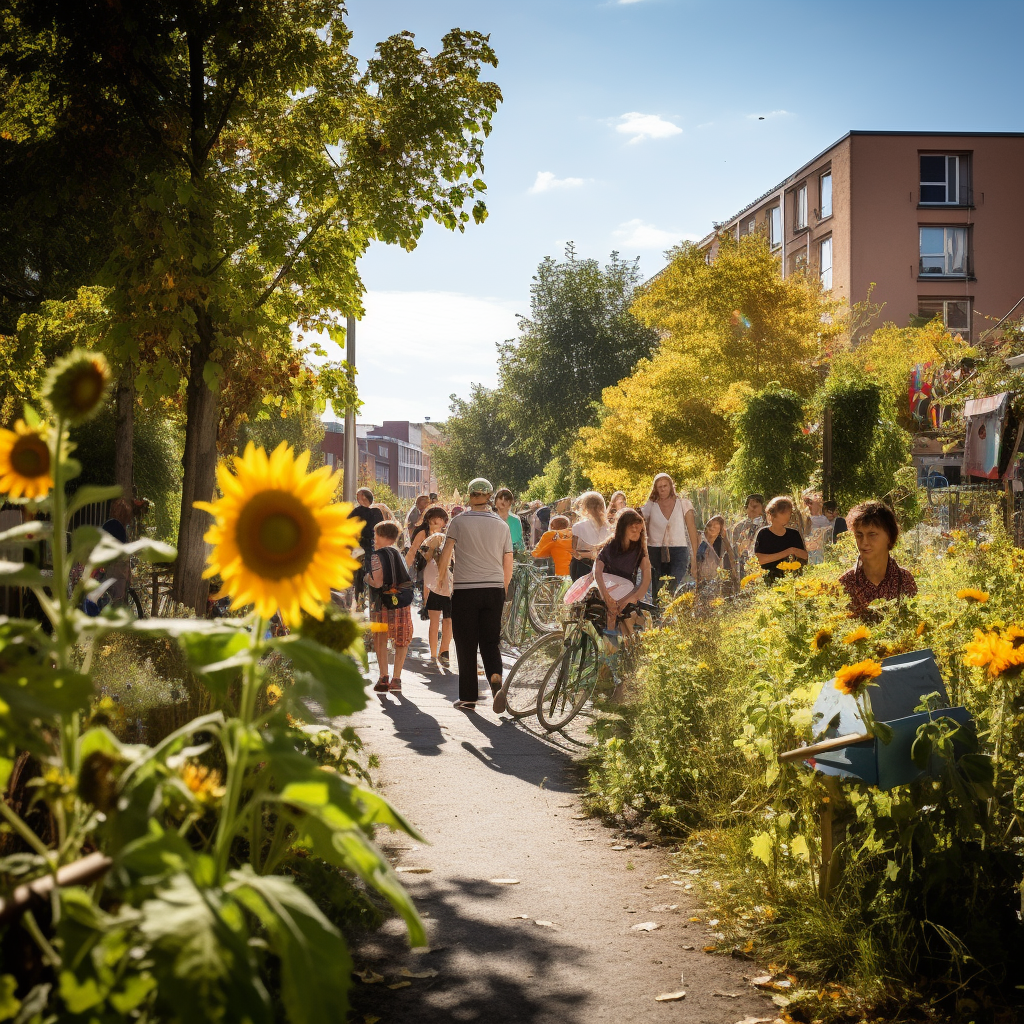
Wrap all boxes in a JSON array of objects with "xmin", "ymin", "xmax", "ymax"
[{"xmin": 0, "ymin": 798, "xmax": 55, "ymax": 864}]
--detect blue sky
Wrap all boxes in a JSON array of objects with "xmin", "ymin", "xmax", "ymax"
[{"xmin": 323, "ymin": 0, "xmax": 1024, "ymax": 424}]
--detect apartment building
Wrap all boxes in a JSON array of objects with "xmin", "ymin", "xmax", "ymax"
[
  {"xmin": 320, "ymin": 420, "xmax": 434, "ymax": 500},
  {"xmin": 699, "ymin": 131, "xmax": 1024, "ymax": 341}
]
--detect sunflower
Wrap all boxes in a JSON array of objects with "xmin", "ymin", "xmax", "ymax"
[
  {"xmin": 181, "ymin": 763, "xmax": 225, "ymax": 804},
  {"xmin": 964, "ymin": 629, "xmax": 1007, "ymax": 678},
  {"xmin": 810, "ymin": 628, "xmax": 833, "ymax": 652},
  {"xmin": 957, "ymin": 588, "xmax": 989, "ymax": 604},
  {"xmin": 196, "ymin": 442, "xmax": 362, "ymax": 626},
  {"xmin": 777, "ymin": 559, "xmax": 802, "ymax": 572},
  {"xmin": 1003, "ymin": 625, "xmax": 1024, "ymax": 649},
  {"xmin": 740, "ymin": 570, "xmax": 765, "ymax": 588},
  {"xmin": 42, "ymin": 349, "xmax": 110, "ymax": 423},
  {"xmin": 834, "ymin": 659, "xmax": 883, "ymax": 697},
  {"xmin": 0, "ymin": 420, "xmax": 53, "ymax": 500},
  {"xmin": 843, "ymin": 624, "xmax": 871, "ymax": 645}
]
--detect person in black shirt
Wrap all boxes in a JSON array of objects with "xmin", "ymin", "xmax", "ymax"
[
  {"xmin": 823, "ymin": 500, "xmax": 847, "ymax": 540},
  {"xmin": 348, "ymin": 487, "xmax": 384, "ymax": 600},
  {"xmin": 753, "ymin": 496, "xmax": 807, "ymax": 581}
]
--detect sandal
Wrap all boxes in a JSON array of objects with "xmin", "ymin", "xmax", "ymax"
[
  {"xmin": 438, "ymin": 651, "xmax": 450, "ymax": 666},
  {"xmin": 373, "ymin": 676, "xmax": 390, "ymax": 692},
  {"xmin": 453, "ymin": 700, "xmax": 477, "ymax": 710},
  {"xmin": 490, "ymin": 673, "xmax": 506, "ymax": 715},
  {"xmin": 389, "ymin": 678, "xmax": 402, "ymax": 692}
]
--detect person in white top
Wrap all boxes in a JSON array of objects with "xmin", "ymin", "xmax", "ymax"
[
  {"xmin": 570, "ymin": 491, "xmax": 611, "ymax": 582},
  {"xmin": 641, "ymin": 473, "xmax": 700, "ymax": 601}
]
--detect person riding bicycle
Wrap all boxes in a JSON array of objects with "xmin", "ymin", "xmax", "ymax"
[{"xmin": 594, "ymin": 508, "xmax": 652, "ymax": 635}]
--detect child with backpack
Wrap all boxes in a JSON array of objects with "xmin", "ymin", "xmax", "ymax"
[{"xmin": 366, "ymin": 521, "xmax": 414, "ymax": 693}]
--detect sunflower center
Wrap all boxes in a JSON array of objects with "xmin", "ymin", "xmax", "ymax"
[
  {"xmin": 236, "ymin": 489, "xmax": 320, "ymax": 581},
  {"xmin": 70, "ymin": 368, "xmax": 104, "ymax": 412},
  {"xmin": 11, "ymin": 436, "xmax": 50, "ymax": 479}
]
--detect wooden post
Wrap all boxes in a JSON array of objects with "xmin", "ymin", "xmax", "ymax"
[{"xmin": 822, "ymin": 406, "xmax": 833, "ymax": 502}]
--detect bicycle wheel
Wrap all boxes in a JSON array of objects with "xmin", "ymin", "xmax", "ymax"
[
  {"xmin": 527, "ymin": 576, "xmax": 566, "ymax": 634},
  {"xmin": 125, "ymin": 586, "xmax": 146, "ymax": 620},
  {"xmin": 503, "ymin": 631, "xmax": 564, "ymax": 718},
  {"xmin": 500, "ymin": 576, "xmax": 519, "ymax": 644},
  {"xmin": 536, "ymin": 627, "xmax": 601, "ymax": 731},
  {"xmin": 502, "ymin": 576, "xmax": 530, "ymax": 649}
]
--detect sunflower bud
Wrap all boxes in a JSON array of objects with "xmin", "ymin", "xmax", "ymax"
[{"xmin": 42, "ymin": 349, "xmax": 111, "ymax": 423}]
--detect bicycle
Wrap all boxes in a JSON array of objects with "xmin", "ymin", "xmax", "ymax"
[
  {"xmin": 500, "ymin": 556, "xmax": 567, "ymax": 649},
  {"xmin": 535, "ymin": 591, "xmax": 655, "ymax": 733}
]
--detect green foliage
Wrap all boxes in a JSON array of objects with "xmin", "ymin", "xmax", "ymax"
[
  {"xmin": 434, "ymin": 384, "xmax": 537, "ymax": 493},
  {"xmin": 437, "ymin": 246, "xmax": 656, "ymax": 490},
  {"xmin": 69, "ymin": 406, "xmax": 184, "ymax": 542},
  {"xmin": 589, "ymin": 528, "xmax": 1024, "ymax": 1015},
  {"xmin": 524, "ymin": 453, "xmax": 591, "ymax": 504},
  {"xmin": 0, "ymin": 388, "xmax": 422, "ymax": 1022},
  {"xmin": 729, "ymin": 384, "xmax": 815, "ymax": 500}
]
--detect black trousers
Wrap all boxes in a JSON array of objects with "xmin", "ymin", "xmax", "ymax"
[
  {"xmin": 451, "ymin": 587, "xmax": 505, "ymax": 702},
  {"xmin": 569, "ymin": 557, "xmax": 593, "ymax": 582}
]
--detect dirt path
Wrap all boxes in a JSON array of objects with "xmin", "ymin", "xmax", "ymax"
[{"xmin": 348, "ymin": 621, "xmax": 774, "ymax": 1023}]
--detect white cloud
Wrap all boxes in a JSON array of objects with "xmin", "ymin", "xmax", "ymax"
[
  {"xmin": 304, "ymin": 291, "xmax": 520, "ymax": 424},
  {"xmin": 615, "ymin": 111, "xmax": 682, "ymax": 143},
  {"xmin": 612, "ymin": 219, "xmax": 699, "ymax": 250},
  {"xmin": 747, "ymin": 109, "xmax": 793, "ymax": 120},
  {"xmin": 528, "ymin": 170, "xmax": 586, "ymax": 194}
]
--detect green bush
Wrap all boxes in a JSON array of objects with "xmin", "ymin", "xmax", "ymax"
[{"xmin": 589, "ymin": 527, "xmax": 1024, "ymax": 1017}]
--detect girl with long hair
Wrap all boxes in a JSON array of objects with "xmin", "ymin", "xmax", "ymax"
[
  {"xmin": 607, "ymin": 491, "xmax": 627, "ymax": 524},
  {"xmin": 594, "ymin": 508, "xmax": 652, "ymax": 634},
  {"xmin": 570, "ymin": 491, "xmax": 611, "ymax": 582}
]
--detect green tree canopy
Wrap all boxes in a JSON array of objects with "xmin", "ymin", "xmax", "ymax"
[{"xmin": 2, "ymin": 2, "xmax": 501, "ymax": 608}]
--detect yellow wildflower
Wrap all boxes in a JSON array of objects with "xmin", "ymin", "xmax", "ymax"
[
  {"xmin": 777, "ymin": 559, "xmax": 802, "ymax": 572},
  {"xmin": 181, "ymin": 763, "xmax": 226, "ymax": 804},
  {"xmin": 834, "ymin": 659, "xmax": 883, "ymax": 697},
  {"xmin": 740, "ymin": 570, "xmax": 765, "ymax": 588},
  {"xmin": 957, "ymin": 588, "xmax": 989, "ymax": 604},
  {"xmin": 843, "ymin": 625, "xmax": 871, "ymax": 645},
  {"xmin": 265, "ymin": 682, "xmax": 283, "ymax": 705}
]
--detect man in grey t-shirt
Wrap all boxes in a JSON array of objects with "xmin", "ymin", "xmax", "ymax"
[{"xmin": 436, "ymin": 477, "xmax": 513, "ymax": 710}]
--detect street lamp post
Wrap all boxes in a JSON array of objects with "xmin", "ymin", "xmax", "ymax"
[{"xmin": 342, "ymin": 314, "xmax": 357, "ymax": 504}]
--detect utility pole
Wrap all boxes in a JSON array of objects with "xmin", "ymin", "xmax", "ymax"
[{"xmin": 342, "ymin": 314, "xmax": 357, "ymax": 504}]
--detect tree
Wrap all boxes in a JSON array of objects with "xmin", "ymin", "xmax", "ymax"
[
  {"xmin": 573, "ymin": 233, "xmax": 841, "ymax": 493},
  {"xmin": 3, "ymin": 2, "xmax": 501, "ymax": 610},
  {"xmin": 433, "ymin": 385, "xmax": 536, "ymax": 494},
  {"xmin": 728, "ymin": 385, "xmax": 815, "ymax": 500},
  {"xmin": 499, "ymin": 245, "xmax": 657, "ymax": 463}
]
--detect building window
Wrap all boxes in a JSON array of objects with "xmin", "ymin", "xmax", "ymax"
[
  {"xmin": 920, "ymin": 154, "xmax": 968, "ymax": 205},
  {"xmin": 819, "ymin": 237, "xmax": 833, "ymax": 290},
  {"xmin": 375, "ymin": 462, "xmax": 390, "ymax": 485},
  {"xmin": 795, "ymin": 185, "xmax": 807, "ymax": 230},
  {"xmin": 768, "ymin": 207, "xmax": 782, "ymax": 247},
  {"xmin": 747, "ymin": 218, "xmax": 755, "ymax": 235},
  {"xmin": 919, "ymin": 226, "xmax": 968, "ymax": 277},
  {"xmin": 377, "ymin": 444, "xmax": 387, "ymax": 457},
  {"xmin": 918, "ymin": 297, "xmax": 972, "ymax": 340},
  {"xmin": 820, "ymin": 172, "xmax": 832, "ymax": 218}
]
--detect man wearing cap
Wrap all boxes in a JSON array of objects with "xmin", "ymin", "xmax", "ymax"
[{"xmin": 436, "ymin": 478, "xmax": 514, "ymax": 711}]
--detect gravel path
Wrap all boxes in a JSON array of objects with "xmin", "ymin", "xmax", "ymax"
[{"xmin": 348, "ymin": 621, "xmax": 774, "ymax": 1023}]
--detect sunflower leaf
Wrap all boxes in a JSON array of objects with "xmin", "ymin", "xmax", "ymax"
[
  {"xmin": 0, "ymin": 521, "xmax": 52, "ymax": 545},
  {"xmin": 269, "ymin": 636, "xmax": 366, "ymax": 716},
  {"xmin": 180, "ymin": 631, "xmax": 253, "ymax": 702},
  {"xmin": 67, "ymin": 485, "xmax": 122, "ymax": 519},
  {"xmin": 0, "ymin": 561, "xmax": 48, "ymax": 588},
  {"xmin": 85, "ymin": 535, "xmax": 177, "ymax": 567}
]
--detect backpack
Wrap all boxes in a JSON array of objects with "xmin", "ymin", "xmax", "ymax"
[{"xmin": 376, "ymin": 546, "xmax": 414, "ymax": 609}]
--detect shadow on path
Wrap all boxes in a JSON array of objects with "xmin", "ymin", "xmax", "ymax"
[{"xmin": 348, "ymin": 876, "xmax": 590, "ymax": 1024}]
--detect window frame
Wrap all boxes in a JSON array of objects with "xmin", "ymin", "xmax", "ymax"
[
  {"xmin": 819, "ymin": 172, "xmax": 833, "ymax": 219},
  {"xmin": 917, "ymin": 296, "xmax": 972, "ymax": 340},
  {"xmin": 918, "ymin": 225, "xmax": 969, "ymax": 278},
  {"xmin": 768, "ymin": 206, "xmax": 782, "ymax": 248},
  {"xmin": 819, "ymin": 236, "xmax": 833, "ymax": 291},
  {"xmin": 919, "ymin": 153, "xmax": 969, "ymax": 206},
  {"xmin": 794, "ymin": 185, "xmax": 808, "ymax": 230}
]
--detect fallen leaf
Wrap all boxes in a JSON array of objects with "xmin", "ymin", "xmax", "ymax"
[
  {"xmin": 774, "ymin": 980, "xmax": 791, "ymax": 989},
  {"xmin": 750, "ymin": 975, "xmax": 774, "ymax": 988},
  {"xmin": 650, "ymin": 904, "xmax": 678, "ymax": 912},
  {"xmin": 639, "ymin": 840, "xmax": 654, "ymax": 848},
  {"xmin": 689, "ymin": 917, "xmax": 703, "ymax": 923},
  {"xmin": 353, "ymin": 969, "xmax": 385, "ymax": 984},
  {"xmin": 655, "ymin": 991, "xmax": 687, "ymax": 1002},
  {"xmin": 655, "ymin": 874, "xmax": 671, "ymax": 880},
  {"xmin": 510, "ymin": 914, "xmax": 530, "ymax": 920},
  {"xmin": 488, "ymin": 878, "xmax": 520, "ymax": 884},
  {"xmin": 387, "ymin": 981, "xmax": 411, "ymax": 990},
  {"xmin": 703, "ymin": 945, "xmax": 718, "ymax": 952},
  {"xmin": 742, "ymin": 939, "xmax": 755, "ymax": 953},
  {"xmin": 733, "ymin": 1018, "xmax": 778, "ymax": 1024},
  {"xmin": 611, "ymin": 845, "xmax": 629, "ymax": 851},
  {"xmin": 681, "ymin": 944, "xmax": 695, "ymax": 950},
  {"xmin": 714, "ymin": 992, "xmax": 741, "ymax": 998},
  {"xmin": 576, "ymin": 838, "xmax": 595, "ymax": 842},
  {"xmin": 395, "ymin": 867, "xmax": 431, "ymax": 874},
  {"xmin": 534, "ymin": 920, "xmax": 559, "ymax": 929},
  {"xmin": 709, "ymin": 919, "xmax": 720, "ymax": 926},
  {"xmin": 771, "ymin": 995, "xmax": 791, "ymax": 1008},
  {"xmin": 631, "ymin": 921, "xmax": 660, "ymax": 931},
  {"xmin": 400, "ymin": 968, "xmax": 438, "ymax": 979},
  {"xmin": 571, "ymin": 814, "xmax": 588, "ymax": 819},
  {"xmin": 364, "ymin": 1017, "xmax": 381, "ymax": 1024},
  {"xmin": 684, "ymin": 883, "xmax": 694, "ymax": 890}
]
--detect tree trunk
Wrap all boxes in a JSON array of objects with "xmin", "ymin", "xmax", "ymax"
[
  {"xmin": 173, "ymin": 317, "xmax": 220, "ymax": 613},
  {"xmin": 113, "ymin": 372, "xmax": 134, "ymax": 501}
]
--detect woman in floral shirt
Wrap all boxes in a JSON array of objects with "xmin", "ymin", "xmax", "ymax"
[{"xmin": 839, "ymin": 500, "xmax": 917, "ymax": 616}]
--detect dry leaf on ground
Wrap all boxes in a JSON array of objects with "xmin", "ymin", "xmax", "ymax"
[
  {"xmin": 680, "ymin": 944, "xmax": 694, "ymax": 950},
  {"xmin": 387, "ymin": 981, "xmax": 411, "ymax": 990},
  {"xmin": 395, "ymin": 867, "xmax": 432, "ymax": 874},
  {"xmin": 714, "ymin": 992, "xmax": 741, "ymax": 998},
  {"xmin": 650, "ymin": 904, "xmax": 678, "ymax": 912},
  {"xmin": 630, "ymin": 921, "xmax": 660, "ymax": 931},
  {"xmin": 488, "ymin": 878, "xmax": 520, "ymax": 884},
  {"xmin": 611, "ymin": 845, "xmax": 629, "ymax": 851},
  {"xmin": 534, "ymin": 920, "xmax": 559, "ymax": 929},
  {"xmin": 655, "ymin": 991, "xmax": 687, "ymax": 1002},
  {"xmin": 511, "ymin": 914, "xmax": 530, "ymax": 920},
  {"xmin": 353, "ymin": 969, "xmax": 385, "ymax": 984},
  {"xmin": 400, "ymin": 969, "xmax": 438, "ymax": 979},
  {"xmin": 750, "ymin": 975, "xmax": 773, "ymax": 987}
]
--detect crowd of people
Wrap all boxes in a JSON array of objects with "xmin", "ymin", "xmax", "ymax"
[{"xmin": 344, "ymin": 474, "xmax": 917, "ymax": 710}]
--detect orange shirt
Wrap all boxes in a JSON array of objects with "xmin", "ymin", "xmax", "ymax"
[{"xmin": 532, "ymin": 529, "xmax": 573, "ymax": 576}]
